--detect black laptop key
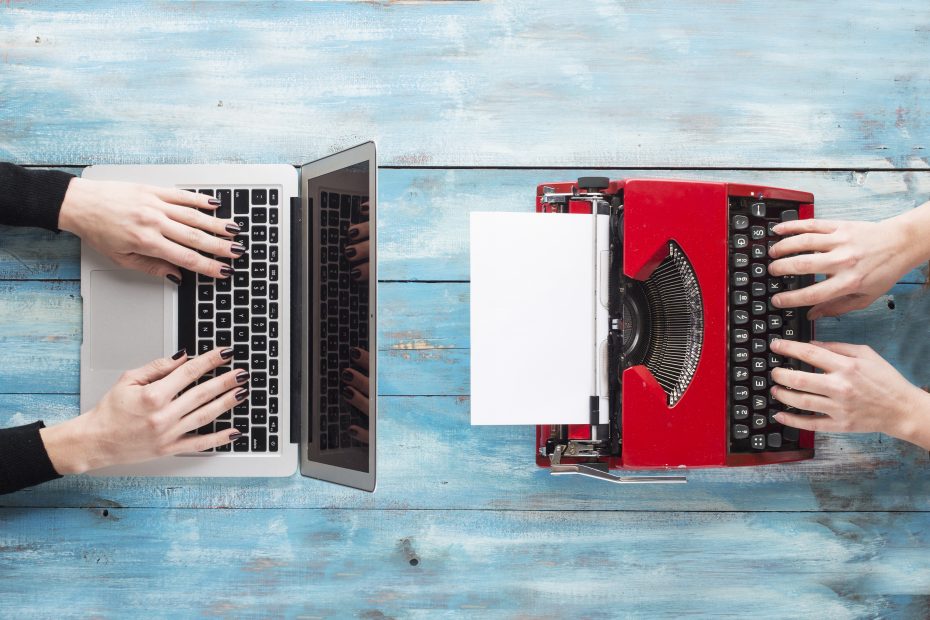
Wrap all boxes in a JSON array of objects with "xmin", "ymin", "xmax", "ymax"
[
  {"xmin": 251, "ymin": 317, "xmax": 267, "ymax": 333},
  {"xmin": 251, "ymin": 427, "xmax": 267, "ymax": 452},
  {"xmin": 251, "ymin": 372, "xmax": 267, "ymax": 389},
  {"xmin": 251, "ymin": 244, "xmax": 267, "ymax": 261},
  {"xmin": 252, "ymin": 390, "xmax": 267, "ymax": 406},
  {"xmin": 197, "ymin": 341, "xmax": 213, "ymax": 355},
  {"xmin": 253, "ymin": 225, "xmax": 267, "ymax": 242},
  {"xmin": 234, "ymin": 272, "xmax": 249, "ymax": 288},
  {"xmin": 252, "ymin": 281, "xmax": 267, "ymax": 297},
  {"xmin": 216, "ymin": 294, "xmax": 231, "ymax": 311},
  {"xmin": 269, "ymin": 264, "xmax": 278, "ymax": 282},
  {"xmin": 252, "ymin": 262, "xmax": 267, "ymax": 279},
  {"xmin": 234, "ymin": 308, "xmax": 249, "ymax": 324},
  {"xmin": 253, "ymin": 207, "xmax": 267, "ymax": 224},
  {"xmin": 197, "ymin": 304, "xmax": 214, "ymax": 320},
  {"xmin": 234, "ymin": 190, "xmax": 249, "ymax": 214},
  {"xmin": 269, "ymin": 283, "xmax": 278, "ymax": 300},
  {"xmin": 217, "ymin": 330, "xmax": 231, "ymax": 347},
  {"xmin": 269, "ymin": 416, "xmax": 278, "ymax": 433},
  {"xmin": 234, "ymin": 216, "xmax": 249, "ymax": 233},
  {"xmin": 251, "ymin": 189, "xmax": 267, "ymax": 205},
  {"xmin": 251, "ymin": 354, "xmax": 267, "ymax": 370},
  {"xmin": 269, "ymin": 227, "xmax": 278, "ymax": 244},
  {"xmin": 269, "ymin": 189, "xmax": 278, "ymax": 205},
  {"xmin": 234, "ymin": 326, "xmax": 249, "ymax": 342},
  {"xmin": 216, "ymin": 189, "xmax": 232, "ymax": 219},
  {"xmin": 251, "ymin": 299, "xmax": 267, "ymax": 315},
  {"xmin": 198, "ymin": 322, "xmax": 214, "ymax": 338},
  {"xmin": 217, "ymin": 312, "xmax": 231, "ymax": 329},
  {"xmin": 252, "ymin": 335, "xmax": 267, "ymax": 351},
  {"xmin": 234, "ymin": 344, "xmax": 249, "ymax": 360}
]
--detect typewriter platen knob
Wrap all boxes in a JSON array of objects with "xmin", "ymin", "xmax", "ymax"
[{"xmin": 577, "ymin": 176, "xmax": 610, "ymax": 192}]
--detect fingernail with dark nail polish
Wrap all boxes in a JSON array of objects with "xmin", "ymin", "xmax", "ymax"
[
  {"xmin": 345, "ymin": 247, "xmax": 357, "ymax": 258},
  {"xmin": 342, "ymin": 387, "xmax": 354, "ymax": 399},
  {"xmin": 231, "ymin": 243, "xmax": 246, "ymax": 256},
  {"xmin": 349, "ymin": 228, "xmax": 360, "ymax": 239},
  {"xmin": 172, "ymin": 348, "xmax": 187, "ymax": 360},
  {"xmin": 225, "ymin": 223, "xmax": 240, "ymax": 234},
  {"xmin": 348, "ymin": 428, "xmax": 358, "ymax": 437},
  {"xmin": 208, "ymin": 198, "xmax": 222, "ymax": 206},
  {"xmin": 342, "ymin": 370, "xmax": 353, "ymax": 382},
  {"xmin": 235, "ymin": 388, "xmax": 249, "ymax": 402},
  {"xmin": 229, "ymin": 431, "xmax": 243, "ymax": 441},
  {"xmin": 220, "ymin": 347, "xmax": 234, "ymax": 360},
  {"xmin": 236, "ymin": 371, "xmax": 250, "ymax": 384},
  {"xmin": 166, "ymin": 274, "xmax": 181, "ymax": 285},
  {"xmin": 351, "ymin": 269, "xmax": 361, "ymax": 280},
  {"xmin": 351, "ymin": 347, "xmax": 361, "ymax": 360},
  {"xmin": 220, "ymin": 266, "xmax": 234, "ymax": 277}
]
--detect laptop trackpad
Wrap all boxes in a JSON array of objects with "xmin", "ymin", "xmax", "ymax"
[{"xmin": 89, "ymin": 270, "xmax": 166, "ymax": 371}]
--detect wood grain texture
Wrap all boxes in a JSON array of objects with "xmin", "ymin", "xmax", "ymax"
[{"xmin": 0, "ymin": 2, "xmax": 928, "ymax": 168}]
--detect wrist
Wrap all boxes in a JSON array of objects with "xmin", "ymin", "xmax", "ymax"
[
  {"xmin": 57, "ymin": 177, "xmax": 86, "ymax": 235},
  {"xmin": 886, "ymin": 200, "xmax": 930, "ymax": 270},
  {"xmin": 38, "ymin": 413, "xmax": 106, "ymax": 475},
  {"xmin": 887, "ymin": 387, "xmax": 930, "ymax": 450}
]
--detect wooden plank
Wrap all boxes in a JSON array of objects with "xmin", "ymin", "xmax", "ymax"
[
  {"xmin": 1, "ymin": 2, "xmax": 928, "ymax": 169},
  {"xmin": 2, "ymin": 169, "xmax": 928, "ymax": 281},
  {"xmin": 3, "ymin": 394, "xmax": 930, "ymax": 512},
  {"xmin": 1, "ymin": 507, "xmax": 929, "ymax": 617}
]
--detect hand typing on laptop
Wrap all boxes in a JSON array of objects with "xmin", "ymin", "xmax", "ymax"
[
  {"xmin": 766, "ymin": 200, "xmax": 930, "ymax": 449},
  {"xmin": 58, "ymin": 178, "xmax": 242, "ymax": 283},
  {"xmin": 39, "ymin": 347, "xmax": 245, "ymax": 474}
]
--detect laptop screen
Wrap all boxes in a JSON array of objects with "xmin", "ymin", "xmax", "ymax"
[{"xmin": 306, "ymin": 160, "xmax": 372, "ymax": 474}]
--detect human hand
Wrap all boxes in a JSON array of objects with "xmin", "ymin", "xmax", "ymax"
[
  {"xmin": 768, "ymin": 215, "xmax": 922, "ymax": 319},
  {"xmin": 345, "ymin": 200, "xmax": 370, "ymax": 283},
  {"xmin": 39, "ymin": 348, "xmax": 247, "ymax": 474},
  {"xmin": 769, "ymin": 339, "xmax": 930, "ymax": 449},
  {"xmin": 58, "ymin": 178, "xmax": 243, "ymax": 282},
  {"xmin": 342, "ymin": 347, "xmax": 370, "ymax": 444}
]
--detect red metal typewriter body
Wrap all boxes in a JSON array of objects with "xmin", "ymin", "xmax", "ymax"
[{"xmin": 534, "ymin": 178, "xmax": 815, "ymax": 471}]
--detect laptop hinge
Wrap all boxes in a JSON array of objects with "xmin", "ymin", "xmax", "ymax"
[
  {"xmin": 589, "ymin": 395, "xmax": 599, "ymax": 426},
  {"xmin": 290, "ymin": 195, "xmax": 302, "ymax": 444}
]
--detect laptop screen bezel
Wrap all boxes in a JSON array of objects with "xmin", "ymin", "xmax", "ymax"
[{"xmin": 298, "ymin": 141, "xmax": 377, "ymax": 492}]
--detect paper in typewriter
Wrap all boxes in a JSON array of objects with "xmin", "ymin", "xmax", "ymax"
[{"xmin": 470, "ymin": 212, "xmax": 595, "ymax": 425}]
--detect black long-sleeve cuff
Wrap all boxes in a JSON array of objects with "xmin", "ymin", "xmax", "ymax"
[
  {"xmin": 0, "ymin": 163, "xmax": 75, "ymax": 231},
  {"xmin": 0, "ymin": 421, "xmax": 62, "ymax": 495}
]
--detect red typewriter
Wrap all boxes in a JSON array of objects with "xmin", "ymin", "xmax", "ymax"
[{"xmin": 532, "ymin": 178, "xmax": 816, "ymax": 483}]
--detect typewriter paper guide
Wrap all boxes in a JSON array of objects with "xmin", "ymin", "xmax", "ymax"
[{"xmin": 470, "ymin": 212, "xmax": 595, "ymax": 426}]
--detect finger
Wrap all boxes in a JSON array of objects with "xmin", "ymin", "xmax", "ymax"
[
  {"xmin": 770, "ymin": 385, "xmax": 836, "ymax": 414},
  {"xmin": 150, "ymin": 238, "xmax": 234, "ymax": 279},
  {"xmin": 768, "ymin": 252, "xmax": 841, "ymax": 277},
  {"xmin": 153, "ymin": 187, "xmax": 221, "ymax": 211},
  {"xmin": 771, "ymin": 275, "xmax": 851, "ymax": 309},
  {"xmin": 808, "ymin": 294, "xmax": 872, "ymax": 319},
  {"xmin": 360, "ymin": 201, "xmax": 370, "ymax": 219},
  {"xmin": 348, "ymin": 425, "xmax": 370, "ymax": 444},
  {"xmin": 771, "ymin": 367, "xmax": 834, "ymax": 397},
  {"xmin": 351, "ymin": 262, "xmax": 369, "ymax": 283},
  {"xmin": 348, "ymin": 221, "xmax": 370, "ymax": 242},
  {"xmin": 165, "ymin": 427, "xmax": 242, "ymax": 455},
  {"xmin": 342, "ymin": 385, "xmax": 370, "ymax": 415},
  {"xmin": 164, "ymin": 203, "xmax": 240, "ymax": 238},
  {"xmin": 769, "ymin": 339, "xmax": 848, "ymax": 372},
  {"xmin": 173, "ymin": 385, "xmax": 248, "ymax": 435},
  {"xmin": 345, "ymin": 239, "xmax": 370, "ymax": 263},
  {"xmin": 111, "ymin": 252, "xmax": 182, "ymax": 283},
  {"xmin": 771, "ymin": 219, "xmax": 840, "ymax": 236},
  {"xmin": 768, "ymin": 233, "xmax": 838, "ymax": 259},
  {"xmin": 161, "ymin": 219, "xmax": 241, "ymax": 259},
  {"xmin": 168, "ymin": 368, "xmax": 249, "ymax": 420},
  {"xmin": 124, "ymin": 348, "xmax": 189, "ymax": 385},
  {"xmin": 342, "ymin": 367, "xmax": 370, "ymax": 397},
  {"xmin": 351, "ymin": 347, "xmax": 370, "ymax": 372},
  {"xmin": 772, "ymin": 411, "xmax": 834, "ymax": 432},
  {"xmin": 153, "ymin": 347, "xmax": 234, "ymax": 401}
]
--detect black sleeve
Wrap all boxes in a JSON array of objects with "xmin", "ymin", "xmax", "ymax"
[
  {"xmin": 0, "ymin": 163, "xmax": 75, "ymax": 231},
  {"xmin": 0, "ymin": 421, "xmax": 62, "ymax": 495}
]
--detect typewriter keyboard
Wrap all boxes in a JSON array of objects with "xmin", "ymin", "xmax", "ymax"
[{"xmin": 728, "ymin": 198, "xmax": 811, "ymax": 453}]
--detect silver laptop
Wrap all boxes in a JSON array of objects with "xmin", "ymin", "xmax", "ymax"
[{"xmin": 79, "ymin": 142, "xmax": 377, "ymax": 491}]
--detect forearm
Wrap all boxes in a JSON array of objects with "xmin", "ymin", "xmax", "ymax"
[
  {"xmin": 0, "ymin": 421, "xmax": 62, "ymax": 495},
  {"xmin": 886, "ymin": 388, "xmax": 930, "ymax": 451},
  {"xmin": 0, "ymin": 163, "xmax": 75, "ymax": 231},
  {"xmin": 887, "ymin": 199, "xmax": 930, "ymax": 271}
]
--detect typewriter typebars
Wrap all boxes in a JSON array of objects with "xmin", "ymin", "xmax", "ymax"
[{"xmin": 535, "ymin": 178, "xmax": 816, "ymax": 478}]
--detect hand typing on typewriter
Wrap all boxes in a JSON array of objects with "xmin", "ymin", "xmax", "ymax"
[
  {"xmin": 768, "ymin": 202, "xmax": 930, "ymax": 319},
  {"xmin": 58, "ymin": 178, "xmax": 242, "ymax": 283},
  {"xmin": 39, "ymin": 348, "xmax": 244, "ymax": 474},
  {"xmin": 769, "ymin": 339, "xmax": 930, "ymax": 450}
]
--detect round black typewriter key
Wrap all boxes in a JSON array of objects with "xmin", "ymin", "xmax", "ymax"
[
  {"xmin": 733, "ymin": 290, "xmax": 749, "ymax": 305},
  {"xmin": 767, "ymin": 221, "xmax": 779, "ymax": 237},
  {"xmin": 750, "ymin": 202, "xmax": 766, "ymax": 218},
  {"xmin": 752, "ymin": 375, "xmax": 767, "ymax": 391},
  {"xmin": 750, "ymin": 434, "xmax": 766, "ymax": 450},
  {"xmin": 768, "ymin": 353, "xmax": 782, "ymax": 368},
  {"xmin": 767, "ymin": 432, "xmax": 783, "ymax": 448},
  {"xmin": 768, "ymin": 279, "xmax": 782, "ymax": 293},
  {"xmin": 751, "ymin": 282, "xmax": 766, "ymax": 297},
  {"xmin": 732, "ymin": 347, "xmax": 749, "ymax": 363},
  {"xmin": 752, "ymin": 414, "xmax": 767, "ymax": 429},
  {"xmin": 767, "ymin": 239, "xmax": 778, "ymax": 254},
  {"xmin": 751, "ymin": 244, "xmax": 766, "ymax": 259},
  {"xmin": 732, "ymin": 234, "xmax": 749, "ymax": 249},
  {"xmin": 733, "ymin": 271, "xmax": 749, "ymax": 287},
  {"xmin": 733, "ymin": 424, "xmax": 750, "ymax": 440},
  {"xmin": 750, "ymin": 226, "xmax": 766, "ymax": 240},
  {"xmin": 733, "ymin": 366, "xmax": 749, "ymax": 381},
  {"xmin": 751, "ymin": 338, "xmax": 767, "ymax": 354},
  {"xmin": 750, "ymin": 263, "xmax": 766, "ymax": 278},
  {"xmin": 768, "ymin": 314, "xmax": 783, "ymax": 330},
  {"xmin": 733, "ymin": 405, "xmax": 749, "ymax": 420},
  {"xmin": 733, "ymin": 253, "xmax": 749, "ymax": 268},
  {"xmin": 733, "ymin": 329, "xmax": 749, "ymax": 344},
  {"xmin": 768, "ymin": 411, "xmax": 780, "ymax": 425},
  {"xmin": 783, "ymin": 326, "xmax": 799, "ymax": 339},
  {"xmin": 751, "ymin": 357, "xmax": 766, "ymax": 372},
  {"xmin": 751, "ymin": 301, "xmax": 767, "ymax": 316},
  {"xmin": 734, "ymin": 386, "xmax": 749, "ymax": 401},
  {"xmin": 752, "ymin": 319, "xmax": 766, "ymax": 334},
  {"xmin": 732, "ymin": 215, "xmax": 749, "ymax": 230},
  {"xmin": 752, "ymin": 395, "xmax": 767, "ymax": 410},
  {"xmin": 733, "ymin": 310, "xmax": 749, "ymax": 325},
  {"xmin": 783, "ymin": 426, "xmax": 800, "ymax": 442}
]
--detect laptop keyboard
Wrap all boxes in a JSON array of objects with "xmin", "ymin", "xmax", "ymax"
[
  {"xmin": 178, "ymin": 187, "xmax": 281, "ymax": 454},
  {"xmin": 318, "ymin": 191, "xmax": 369, "ymax": 451}
]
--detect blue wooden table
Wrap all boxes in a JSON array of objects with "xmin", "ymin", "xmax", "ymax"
[{"xmin": 2, "ymin": 2, "xmax": 930, "ymax": 617}]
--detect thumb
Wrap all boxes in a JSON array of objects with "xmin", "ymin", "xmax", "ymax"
[
  {"xmin": 110, "ymin": 252, "xmax": 182, "ymax": 284},
  {"xmin": 123, "ymin": 349, "xmax": 189, "ymax": 385}
]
